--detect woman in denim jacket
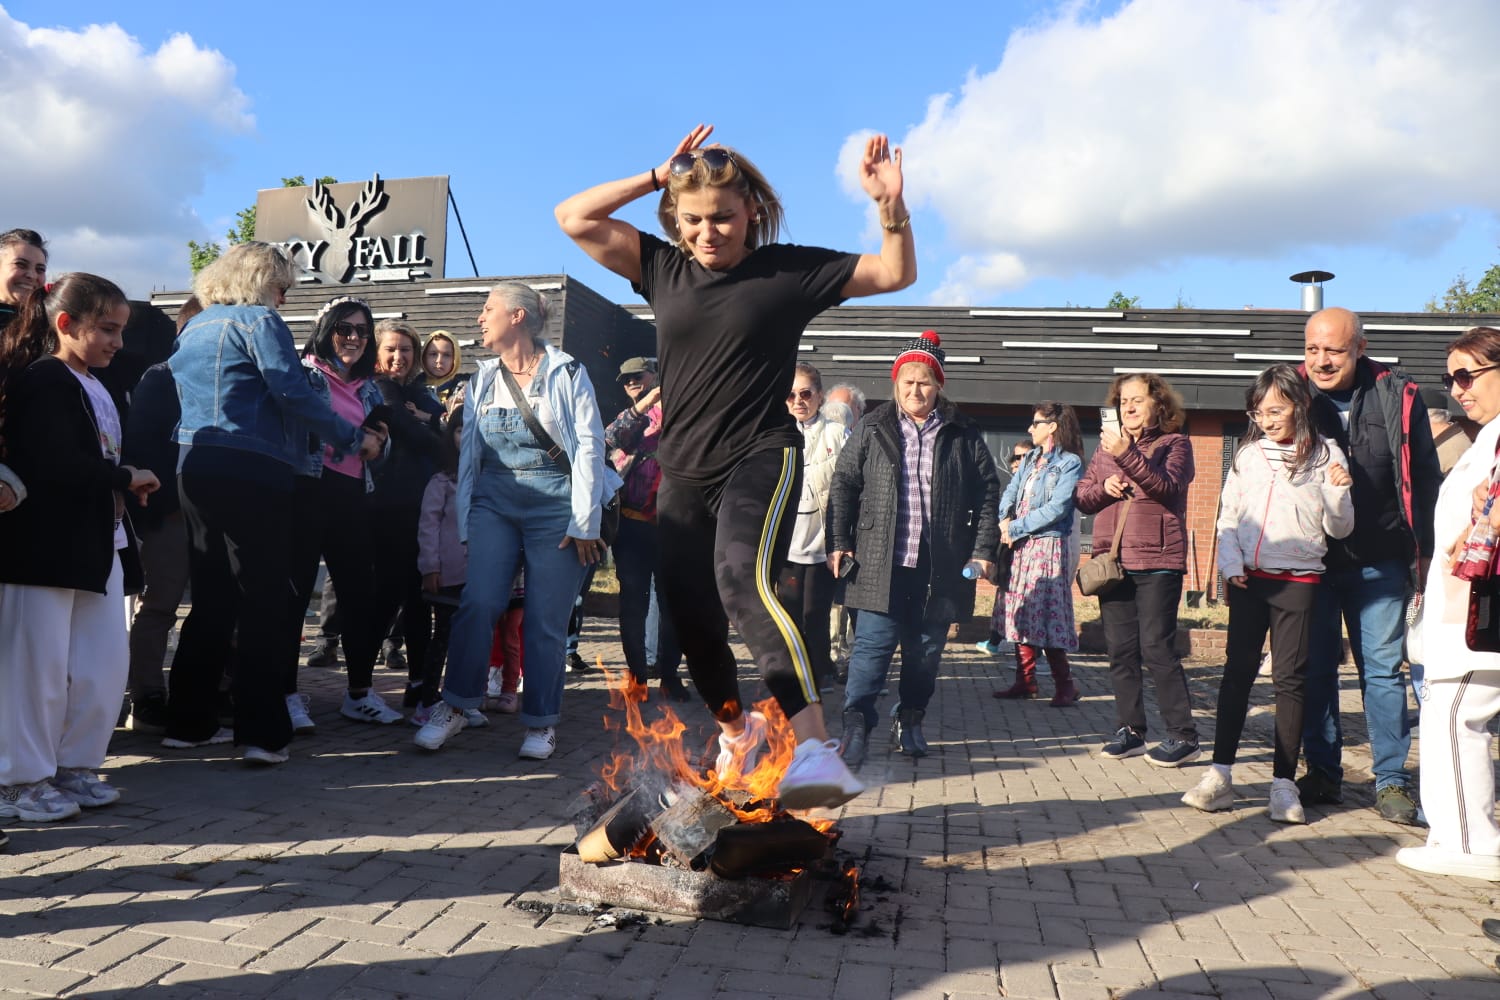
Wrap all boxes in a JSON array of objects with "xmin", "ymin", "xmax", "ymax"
[
  {"xmin": 414, "ymin": 282, "xmax": 620, "ymax": 760},
  {"xmin": 165, "ymin": 243, "xmax": 382, "ymax": 764},
  {"xmin": 993, "ymin": 401, "xmax": 1084, "ymax": 707},
  {"xmin": 281, "ymin": 296, "xmax": 400, "ymax": 734}
]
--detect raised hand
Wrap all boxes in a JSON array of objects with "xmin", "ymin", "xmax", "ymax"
[
  {"xmin": 859, "ymin": 134, "xmax": 904, "ymax": 207},
  {"xmin": 655, "ymin": 124, "xmax": 715, "ymax": 187}
]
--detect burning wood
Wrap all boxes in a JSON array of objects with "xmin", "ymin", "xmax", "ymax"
[
  {"xmin": 576, "ymin": 787, "xmax": 663, "ymax": 864},
  {"xmin": 650, "ymin": 784, "xmax": 737, "ymax": 870},
  {"xmin": 709, "ymin": 818, "xmax": 831, "ymax": 880}
]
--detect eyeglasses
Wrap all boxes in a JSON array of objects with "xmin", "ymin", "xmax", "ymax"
[
  {"xmin": 333, "ymin": 321, "xmax": 369, "ymax": 340},
  {"xmin": 1028, "ymin": 418, "xmax": 1055, "ymax": 428},
  {"xmin": 1247, "ymin": 407, "xmax": 1290, "ymax": 422},
  {"xmin": 1442, "ymin": 364, "xmax": 1500, "ymax": 391},
  {"xmin": 669, "ymin": 148, "xmax": 737, "ymax": 176},
  {"xmin": 787, "ymin": 388, "xmax": 817, "ymax": 402}
]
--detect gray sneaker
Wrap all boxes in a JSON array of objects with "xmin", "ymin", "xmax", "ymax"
[
  {"xmin": 52, "ymin": 768, "xmax": 120, "ymax": 808},
  {"xmin": 1100, "ymin": 727, "xmax": 1147, "ymax": 759},
  {"xmin": 414, "ymin": 702, "xmax": 466, "ymax": 751},
  {"xmin": 0, "ymin": 780, "xmax": 82, "ymax": 822},
  {"xmin": 1146, "ymin": 739, "xmax": 1202, "ymax": 768}
]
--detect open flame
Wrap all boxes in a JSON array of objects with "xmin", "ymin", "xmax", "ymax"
[{"xmin": 596, "ymin": 664, "xmax": 831, "ymax": 832}]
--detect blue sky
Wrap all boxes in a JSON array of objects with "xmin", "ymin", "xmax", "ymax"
[{"xmin": 3, "ymin": 0, "xmax": 1500, "ymax": 315}]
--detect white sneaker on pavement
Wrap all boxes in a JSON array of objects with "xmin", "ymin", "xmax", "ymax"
[
  {"xmin": 778, "ymin": 738, "xmax": 865, "ymax": 810},
  {"xmin": 486, "ymin": 667, "xmax": 505, "ymax": 699},
  {"xmin": 52, "ymin": 768, "xmax": 120, "ymax": 807},
  {"xmin": 1396, "ymin": 845, "xmax": 1500, "ymax": 881},
  {"xmin": 0, "ymin": 780, "xmax": 83, "ymax": 822},
  {"xmin": 463, "ymin": 708, "xmax": 489, "ymax": 728},
  {"xmin": 414, "ymin": 702, "xmax": 466, "ymax": 750},
  {"xmin": 518, "ymin": 726, "xmax": 556, "ymax": 760},
  {"xmin": 243, "ymin": 746, "xmax": 290, "ymax": 766},
  {"xmin": 341, "ymin": 690, "xmax": 404, "ymax": 725},
  {"xmin": 714, "ymin": 711, "xmax": 768, "ymax": 784},
  {"xmin": 1268, "ymin": 777, "xmax": 1306, "ymax": 824},
  {"xmin": 161, "ymin": 728, "xmax": 233, "ymax": 749},
  {"xmin": 1182, "ymin": 768, "xmax": 1234, "ymax": 812},
  {"xmin": 286, "ymin": 694, "xmax": 315, "ymax": 734}
]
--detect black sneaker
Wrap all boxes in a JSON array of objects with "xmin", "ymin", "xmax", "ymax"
[
  {"xmin": 566, "ymin": 652, "xmax": 589, "ymax": 673},
  {"xmin": 1376, "ymin": 784, "xmax": 1420, "ymax": 825},
  {"xmin": 306, "ymin": 639, "xmax": 340, "ymax": 668},
  {"xmin": 1295, "ymin": 770, "xmax": 1344, "ymax": 805},
  {"xmin": 127, "ymin": 692, "xmax": 169, "ymax": 735},
  {"xmin": 382, "ymin": 642, "xmax": 406, "ymax": 673},
  {"xmin": 1145, "ymin": 738, "xmax": 1202, "ymax": 768},
  {"xmin": 1100, "ymin": 727, "xmax": 1147, "ymax": 759}
]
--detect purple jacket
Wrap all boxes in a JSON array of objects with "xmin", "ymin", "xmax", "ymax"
[
  {"xmin": 417, "ymin": 471, "xmax": 466, "ymax": 587},
  {"xmin": 1075, "ymin": 429, "xmax": 1195, "ymax": 572}
]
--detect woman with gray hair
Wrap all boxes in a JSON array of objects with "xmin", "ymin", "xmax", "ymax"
[
  {"xmin": 165, "ymin": 243, "xmax": 384, "ymax": 765},
  {"xmin": 414, "ymin": 282, "xmax": 619, "ymax": 760}
]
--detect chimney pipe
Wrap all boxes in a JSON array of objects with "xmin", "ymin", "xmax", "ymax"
[{"xmin": 1289, "ymin": 270, "xmax": 1335, "ymax": 312}]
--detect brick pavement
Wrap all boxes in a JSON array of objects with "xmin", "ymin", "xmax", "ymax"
[{"xmin": 2, "ymin": 624, "xmax": 1498, "ymax": 999}]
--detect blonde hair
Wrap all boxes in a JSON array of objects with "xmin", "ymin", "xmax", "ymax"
[
  {"xmin": 656, "ymin": 146, "xmax": 785, "ymax": 253},
  {"xmin": 193, "ymin": 242, "xmax": 295, "ymax": 308},
  {"xmin": 375, "ymin": 319, "xmax": 423, "ymax": 382}
]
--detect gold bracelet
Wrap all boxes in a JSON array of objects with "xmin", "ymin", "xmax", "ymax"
[{"xmin": 880, "ymin": 214, "xmax": 911, "ymax": 233}]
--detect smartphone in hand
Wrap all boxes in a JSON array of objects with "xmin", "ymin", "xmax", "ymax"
[{"xmin": 1100, "ymin": 406, "xmax": 1121, "ymax": 437}]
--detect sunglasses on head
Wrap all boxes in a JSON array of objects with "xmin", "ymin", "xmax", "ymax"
[
  {"xmin": 787, "ymin": 388, "xmax": 817, "ymax": 402},
  {"xmin": 1443, "ymin": 364, "xmax": 1500, "ymax": 391},
  {"xmin": 669, "ymin": 148, "xmax": 736, "ymax": 177},
  {"xmin": 332, "ymin": 321, "xmax": 369, "ymax": 340}
]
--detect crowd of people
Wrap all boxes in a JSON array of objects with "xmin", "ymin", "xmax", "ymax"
[{"xmin": 0, "ymin": 128, "xmax": 1496, "ymax": 882}]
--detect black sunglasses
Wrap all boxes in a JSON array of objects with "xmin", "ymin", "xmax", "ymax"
[
  {"xmin": 787, "ymin": 388, "xmax": 818, "ymax": 402},
  {"xmin": 1443, "ymin": 364, "xmax": 1500, "ymax": 391},
  {"xmin": 669, "ymin": 148, "xmax": 736, "ymax": 176},
  {"xmin": 332, "ymin": 321, "xmax": 369, "ymax": 340}
]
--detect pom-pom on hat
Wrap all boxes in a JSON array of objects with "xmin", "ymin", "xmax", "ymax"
[{"xmin": 891, "ymin": 330, "xmax": 946, "ymax": 385}]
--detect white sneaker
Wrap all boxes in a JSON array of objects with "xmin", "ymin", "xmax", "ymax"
[
  {"xmin": 243, "ymin": 746, "xmax": 289, "ymax": 766},
  {"xmin": 1268, "ymin": 778, "xmax": 1306, "ymax": 824},
  {"xmin": 486, "ymin": 667, "xmax": 505, "ymax": 699},
  {"xmin": 1182, "ymin": 769, "xmax": 1234, "ymax": 812},
  {"xmin": 0, "ymin": 780, "xmax": 83, "ymax": 822},
  {"xmin": 779, "ymin": 738, "xmax": 865, "ymax": 810},
  {"xmin": 714, "ymin": 711, "xmax": 768, "ymax": 784},
  {"xmin": 1396, "ymin": 845, "xmax": 1500, "ymax": 881},
  {"xmin": 52, "ymin": 768, "xmax": 120, "ymax": 807},
  {"xmin": 161, "ymin": 727, "xmax": 234, "ymax": 749},
  {"xmin": 286, "ymin": 694, "xmax": 315, "ymax": 734},
  {"xmin": 414, "ymin": 701, "xmax": 466, "ymax": 750},
  {"xmin": 341, "ymin": 690, "xmax": 404, "ymax": 725},
  {"xmin": 518, "ymin": 726, "xmax": 556, "ymax": 760},
  {"xmin": 463, "ymin": 708, "xmax": 489, "ymax": 728}
]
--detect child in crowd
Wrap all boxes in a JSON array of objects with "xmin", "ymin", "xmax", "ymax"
[
  {"xmin": 1184, "ymin": 364, "xmax": 1353, "ymax": 824},
  {"xmin": 485, "ymin": 576, "xmax": 526, "ymax": 714},
  {"xmin": 0, "ymin": 274, "xmax": 160, "ymax": 822}
]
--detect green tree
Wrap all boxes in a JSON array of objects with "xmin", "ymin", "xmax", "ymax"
[
  {"xmin": 1106, "ymin": 291, "xmax": 1141, "ymax": 310},
  {"xmin": 187, "ymin": 175, "xmax": 336, "ymax": 274},
  {"xmin": 1426, "ymin": 264, "xmax": 1500, "ymax": 313}
]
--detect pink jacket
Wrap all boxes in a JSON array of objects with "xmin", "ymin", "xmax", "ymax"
[{"xmin": 417, "ymin": 472, "xmax": 466, "ymax": 587}]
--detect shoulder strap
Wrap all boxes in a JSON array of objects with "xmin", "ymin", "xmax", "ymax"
[
  {"xmin": 1109, "ymin": 496, "xmax": 1134, "ymax": 558},
  {"xmin": 497, "ymin": 363, "xmax": 571, "ymax": 476}
]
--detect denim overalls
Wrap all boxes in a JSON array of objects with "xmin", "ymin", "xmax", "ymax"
[{"xmin": 441, "ymin": 372, "xmax": 586, "ymax": 728}]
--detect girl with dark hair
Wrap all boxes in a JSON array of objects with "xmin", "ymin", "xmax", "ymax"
[
  {"xmin": 993, "ymin": 401, "xmax": 1084, "ymax": 707},
  {"xmin": 0, "ymin": 273, "xmax": 159, "ymax": 822},
  {"xmin": 1184, "ymin": 364, "xmax": 1353, "ymax": 823},
  {"xmin": 282, "ymin": 296, "xmax": 399, "ymax": 732},
  {"xmin": 1075, "ymin": 371, "xmax": 1200, "ymax": 766},
  {"xmin": 556, "ymin": 125, "xmax": 915, "ymax": 807},
  {"xmin": 0, "ymin": 229, "xmax": 48, "ymax": 515}
]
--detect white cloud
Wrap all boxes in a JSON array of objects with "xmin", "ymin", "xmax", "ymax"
[
  {"xmin": 885, "ymin": 0, "xmax": 1500, "ymax": 303},
  {"xmin": 0, "ymin": 8, "xmax": 252, "ymax": 297}
]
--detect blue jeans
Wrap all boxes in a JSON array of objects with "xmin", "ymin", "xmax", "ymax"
[
  {"xmin": 1302, "ymin": 559, "xmax": 1413, "ymax": 789},
  {"xmin": 613, "ymin": 516, "xmax": 680, "ymax": 681},
  {"xmin": 842, "ymin": 566, "xmax": 950, "ymax": 730}
]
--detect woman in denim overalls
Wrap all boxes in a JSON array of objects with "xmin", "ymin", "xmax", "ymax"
[{"xmin": 414, "ymin": 282, "xmax": 617, "ymax": 759}]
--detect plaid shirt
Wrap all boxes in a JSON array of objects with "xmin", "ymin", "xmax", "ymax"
[{"xmin": 894, "ymin": 408, "xmax": 943, "ymax": 568}]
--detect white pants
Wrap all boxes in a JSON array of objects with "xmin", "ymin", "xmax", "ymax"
[
  {"xmin": 1418, "ymin": 670, "xmax": 1500, "ymax": 858},
  {"xmin": 0, "ymin": 555, "xmax": 127, "ymax": 786}
]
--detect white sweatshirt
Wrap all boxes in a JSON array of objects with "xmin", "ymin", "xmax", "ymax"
[{"xmin": 1216, "ymin": 436, "xmax": 1355, "ymax": 580}]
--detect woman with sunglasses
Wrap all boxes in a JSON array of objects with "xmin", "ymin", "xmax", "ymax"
[
  {"xmin": 993, "ymin": 402, "xmax": 1085, "ymax": 708},
  {"xmin": 164, "ymin": 245, "xmax": 384, "ymax": 764},
  {"xmin": 556, "ymin": 125, "xmax": 915, "ymax": 808},
  {"xmin": 1397, "ymin": 330, "xmax": 1500, "ymax": 881},
  {"xmin": 280, "ymin": 297, "xmax": 402, "ymax": 737},
  {"xmin": 779, "ymin": 362, "xmax": 847, "ymax": 694}
]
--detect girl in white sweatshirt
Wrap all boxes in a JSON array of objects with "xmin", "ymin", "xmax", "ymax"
[{"xmin": 1184, "ymin": 364, "xmax": 1354, "ymax": 823}]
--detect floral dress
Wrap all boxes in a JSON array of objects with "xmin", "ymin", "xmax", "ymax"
[{"xmin": 1003, "ymin": 458, "xmax": 1078, "ymax": 651}]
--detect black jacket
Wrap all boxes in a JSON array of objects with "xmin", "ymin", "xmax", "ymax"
[
  {"xmin": 1305, "ymin": 358, "xmax": 1439, "ymax": 571},
  {"xmin": 826, "ymin": 401, "xmax": 1000, "ymax": 618},
  {"xmin": 121, "ymin": 362, "xmax": 181, "ymax": 531},
  {"xmin": 0, "ymin": 356, "xmax": 143, "ymax": 594},
  {"xmin": 371, "ymin": 376, "xmax": 445, "ymax": 510}
]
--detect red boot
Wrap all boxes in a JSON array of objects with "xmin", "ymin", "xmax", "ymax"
[
  {"xmin": 1046, "ymin": 648, "xmax": 1079, "ymax": 707},
  {"xmin": 993, "ymin": 644, "xmax": 1039, "ymax": 699}
]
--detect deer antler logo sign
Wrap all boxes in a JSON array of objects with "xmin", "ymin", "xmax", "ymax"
[{"xmin": 305, "ymin": 175, "xmax": 390, "ymax": 283}]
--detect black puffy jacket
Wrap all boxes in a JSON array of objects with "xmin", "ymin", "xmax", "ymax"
[{"xmin": 826, "ymin": 401, "xmax": 1000, "ymax": 618}]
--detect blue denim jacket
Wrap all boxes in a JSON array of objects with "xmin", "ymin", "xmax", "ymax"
[
  {"xmin": 999, "ymin": 446, "xmax": 1082, "ymax": 541},
  {"xmin": 289, "ymin": 359, "xmax": 386, "ymax": 493},
  {"xmin": 170, "ymin": 304, "xmax": 362, "ymax": 467},
  {"xmin": 457, "ymin": 345, "xmax": 623, "ymax": 542}
]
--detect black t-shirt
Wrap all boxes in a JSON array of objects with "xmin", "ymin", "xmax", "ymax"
[{"xmin": 633, "ymin": 233, "xmax": 859, "ymax": 484}]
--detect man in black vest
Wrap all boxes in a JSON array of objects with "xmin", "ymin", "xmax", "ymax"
[{"xmin": 1298, "ymin": 307, "xmax": 1439, "ymax": 824}]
